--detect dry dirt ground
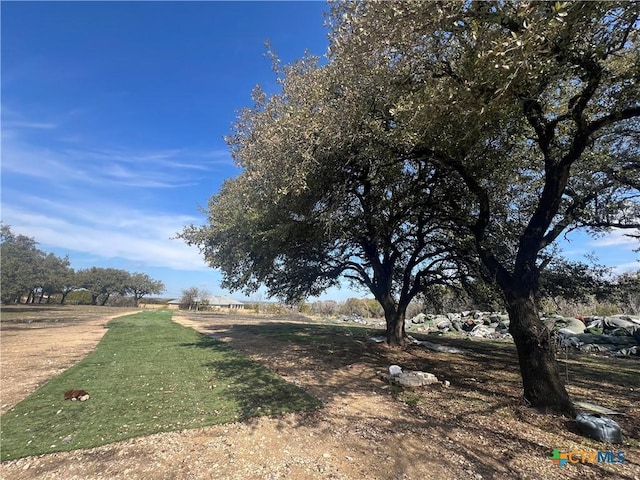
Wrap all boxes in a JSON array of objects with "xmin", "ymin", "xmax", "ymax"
[
  {"xmin": 1, "ymin": 307, "xmax": 639, "ymax": 480},
  {"xmin": 0, "ymin": 306, "xmax": 141, "ymax": 416}
]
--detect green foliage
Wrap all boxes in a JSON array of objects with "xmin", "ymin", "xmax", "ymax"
[
  {"xmin": 138, "ymin": 297, "xmax": 170, "ymax": 305},
  {"xmin": 401, "ymin": 393, "xmax": 423, "ymax": 406},
  {"xmin": 537, "ymin": 268, "xmax": 639, "ymax": 316},
  {"xmin": 127, "ymin": 272, "xmax": 165, "ymax": 306},
  {"xmin": 183, "ymin": 0, "xmax": 638, "ymax": 309},
  {"xmin": 332, "ymin": 0, "xmax": 638, "ymax": 277},
  {"xmin": 1, "ymin": 226, "xmax": 164, "ymax": 306},
  {"xmin": 0, "ymin": 311, "xmax": 320, "ymax": 461},
  {"xmin": 594, "ymin": 303, "xmax": 621, "ymax": 317},
  {"xmin": 610, "ymin": 270, "xmax": 640, "ymax": 314},
  {"xmin": 342, "ymin": 298, "xmax": 370, "ymax": 318},
  {"xmin": 183, "ymin": 0, "xmax": 638, "ymax": 407},
  {"xmin": 76, "ymin": 267, "xmax": 131, "ymax": 306},
  {"xmin": 297, "ymin": 301, "xmax": 312, "ymax": 314},
  {"xmin": 419, "ymin": 281, "xmax": 503, "ymax": 314},
  {"xmin": 539, "ymin": 260, "xmax": 611, "ymax": 304},
  {"xmin": 0, "ymin": 226, "xmax": 75, "ymax": 304},
  {"xmin": 64, "ymin": 289, "xmax": 93, "ymax": 305},
  {"xmin": 180, "ymin": 16, "xmax": 471, "ymax": 342},
  {"xmin": 1, "ymin": 226, "xmax": 43, "ymax": 303}
]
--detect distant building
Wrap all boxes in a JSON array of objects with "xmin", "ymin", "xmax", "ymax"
[
  {"xmin": 166, "ymin": 299, "xmax": 182, "ymax": 310},
  {"xmin": 203, "ymin": 296, "xmax": 245, "ymax": 310},
  {"xmin": 166, "ymin": 296, "xmax": 244, "ymax": 311}
]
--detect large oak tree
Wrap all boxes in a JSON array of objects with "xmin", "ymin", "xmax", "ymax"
[
  {"xmin": 181, "ymin": 54, "xmax": 474, "ymax": 345},
  {"xmin": 184, "ymin": 1, "xmax": 639, "ymax": 415},
  {"xmin": 1, "ymin": 226, "xmax": 44, "ymax": 304},
  {"xmin": 126, "ymin": 273, "xmax": 165, "ymax": 307},
  {"xmin": 327, "ymin": 0, "xmax": 639, "ymax": 414}
]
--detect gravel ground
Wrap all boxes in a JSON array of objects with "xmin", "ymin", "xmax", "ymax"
[{"xmin": 1, "ymin": 308, "xmax": 638, "ymax": 479}]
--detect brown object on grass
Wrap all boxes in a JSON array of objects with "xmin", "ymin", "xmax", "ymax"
[{"xmin": 64, "ymin": 389, "xmax": 90, "ymax": 401}]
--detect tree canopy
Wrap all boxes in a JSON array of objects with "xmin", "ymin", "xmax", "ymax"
[
  {"xmin": 1, "ymin": 225, "xmax": 165, "ymax": 305},
  {"xmin": 326, "ymin": 1, "xmax": 639, "ymax": 414},
  {"xmin": 1, "ymin": 225, "xmax": 49, "ymax": 304},
  {"xmin": 183, "ymin": 0, "xmax": 639, "ymax": 415},
  {"xmin": 127, "ymin": 273, "xmax": 166, "ymax": 307}
]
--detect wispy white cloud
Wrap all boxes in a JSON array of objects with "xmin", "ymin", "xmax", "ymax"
[
  {"xmin": 1, "ymin": 130, "xmax": 233, "ymax": 189},
  {"xmin": 610, "ymin": 260, "xmax": 640, "ymax": 275},
  {"xmin": 1, "ymin": 139, "xmax": 92, "ymax": 182},
  {"xmin": 3, "ymin": 120, "xmax": 58, "ymax": 130},
  {"xmin": 1, "ymin": 199, "xmax": 208, "ymax": 271},
  {"xmin": 590, "ymin": 229, "xmax": 640, "ymax": 248},
  {"xmin": 0, "ymin": 106, "xmax": 231, "ymax": 275},
  {"xmin": 1, "ymin": 106, "xmax": 61, "ymax": 131},
  {"xmin": 2, "ymin": 106, "xmax": 235, "ymax": 189}
]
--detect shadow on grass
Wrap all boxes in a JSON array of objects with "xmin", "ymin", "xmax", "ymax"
[
  {"xmin": 184, "ymin": 316, "xmax": 639, "ymax": 405},
  {"xmin": 178, "ymin": 312, "xmax": 640, "ymax": 479},
  {"xmin": 0, "ymin": 312, "xmax": 319, "ymax": 462},
  {"xmin": 180, "ymin": 335, "xmax": 321, "ymax": 421}
]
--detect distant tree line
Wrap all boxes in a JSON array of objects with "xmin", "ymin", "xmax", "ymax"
[
  {"xmin": 297, "ymin": 266, "xmax": 640, "ymax": 319},
  {"xmin": 538, "ymin": 260, "xmax": 640, "ymax": 316},
  {"xmin": 1, "ymin": 225, "xmax": 165, "ymax": 306}
]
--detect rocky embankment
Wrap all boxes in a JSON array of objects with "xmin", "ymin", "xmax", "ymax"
[{"xmin": 404, "ymin": 311, "xmax": 640, "ymax": 357}]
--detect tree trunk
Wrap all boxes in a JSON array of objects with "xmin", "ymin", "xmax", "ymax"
[
  {"xmin": 385, "ymin": 309, "xmax": 407, "ymax": 346},
  {"xmin": 369, "ymin": 265, "xmax": 410, "ymax": 347},
  {"xmin": 380, "ymin": 294, "xmax": 410, "ymax": 347},
  {"xmin": 505, "ymin": 291, "xmax": 575, "ymax": 416}
]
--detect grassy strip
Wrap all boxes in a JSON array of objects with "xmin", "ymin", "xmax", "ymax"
[{"xmin": 0, "ymin": 311, "xmax": 320, "ymax": 461}]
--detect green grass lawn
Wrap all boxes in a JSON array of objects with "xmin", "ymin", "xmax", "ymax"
[{"xmin": 0, "ymin": 311, "xmax": 320, "ymax": 461}]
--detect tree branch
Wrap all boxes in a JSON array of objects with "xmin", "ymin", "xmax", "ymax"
[{"xmin": 587, "ymin": 106, "xmax": 640, "ymax": 137}]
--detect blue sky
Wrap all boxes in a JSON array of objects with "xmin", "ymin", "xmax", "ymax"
[{"xmin": 1, "ymin": 2, "xmax": 638, "ymax": 302}]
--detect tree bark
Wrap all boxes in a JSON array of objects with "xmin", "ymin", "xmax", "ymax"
[
  {"xmin": 100, "ymin": 293, "xmax": 111, "ymax": 306},
  {"xmin": 385, "ymin": 309, "xmax": 407, "ymax": 346},
  {"xmin": 504, "ymin": 290, "xmax": 575, "ymax": 416}
]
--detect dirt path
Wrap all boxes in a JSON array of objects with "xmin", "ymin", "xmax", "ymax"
[
  {"xmin": 1, "ymin": 310, "xmax": 638, "ymax": 480},
  {"xmin": 1, "ymin": 308, "xmax": 140, "ymax": 414}
]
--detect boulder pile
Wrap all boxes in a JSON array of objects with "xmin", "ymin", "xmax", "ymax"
[
  {"xmin": 552, "ymin": 315, "xmax": 640, "ymax": 357},
  {"xmin": 406, "ymin": 312, "xmax": 640, "ymax": 357},
  {"xmin": 407, "ymin": 311, "xmax": 511, "ymax": 340}
]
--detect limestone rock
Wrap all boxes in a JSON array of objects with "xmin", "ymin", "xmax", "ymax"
[{"xmin": 380, "ymin": 369, "xmax": 440, "ymax": 388}]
